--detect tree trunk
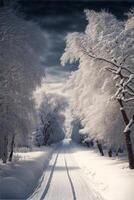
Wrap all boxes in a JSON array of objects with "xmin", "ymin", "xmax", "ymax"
[
  {"xmin": 118, "ymin": 99, "xmax": 134, "ymax": 169},
  {"xmin": 44, "ymin": 132, "xmax": 50, "ymax": 145},
  {"xmin": 90, "ymin": 140, "xmax": 94, "ymax": 147},
  {"xmin": 8, "ymin": 134, "xmax": 15, "ymax": 162},
  {"xmin": 96, "ymin": 140, "xmax": 104, "ymax": 156},
  {"xmin": 2, "ymin": 135, "xmax": 8, "ymax": 163},
  {"xmin": 116, "ymin": 148, "xmax": 119, "ymax": 157},
  {"xmin": 108, "ymin": 148, "xmax": 112, "ymax": 157},
  {"xmin": 43, "ymin": 122, "xmax": 51, "ymax": 145},
  {"xmin": 125, "ymin": 130, "xmax": 134, "ymax": 169},
  {"xmin": 118, "ymin": 99, "xmax": 129, "ymax": 124}
]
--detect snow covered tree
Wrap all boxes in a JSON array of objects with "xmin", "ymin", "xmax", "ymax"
[
  {"xmin": 35, "ymin": 92, "xmax": 67, "ymax": 146},
  {"xmin": 71, "ymin": 118, "xmax": 84, "ymax": 143},
  {"xmin": 61, "ymin": 10, "xmax": 134, "ymax": 168},
  {"xmin": 0, "ymin": 6, "xmax": 46, "ymax": 162}
]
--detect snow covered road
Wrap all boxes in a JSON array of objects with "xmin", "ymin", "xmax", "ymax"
[{"xmin": 28, "ymin": 140, "xmax": 103, "ymax": 200}]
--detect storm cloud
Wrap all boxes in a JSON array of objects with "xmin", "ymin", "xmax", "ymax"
[{"xmin": 17, "ymin": 0, "xmax": 134, "ymax": 82}]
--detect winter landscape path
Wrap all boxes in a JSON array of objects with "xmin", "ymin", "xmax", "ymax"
[{"xmin": 28, "ymin": 140, "xmax": 103, "ymax": 200}]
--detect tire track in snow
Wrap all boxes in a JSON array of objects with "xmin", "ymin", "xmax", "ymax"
[
  {"xmin": 64, "ymin": 157, "xmax": 77, "ymax": 200},
  {"xmin": 40, "ymin": 152, "xmax": 59, "ymax": 200}
]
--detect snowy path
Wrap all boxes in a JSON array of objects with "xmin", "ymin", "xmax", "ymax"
[{"xmin": 28, "ymin": 140, "xmax": 103, "ymax": 200}]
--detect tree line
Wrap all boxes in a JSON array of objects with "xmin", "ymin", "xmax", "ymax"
[
  {"xmin": 61, "ymin": 9, "xmax": 134, "ymax": 169},
  {"xmin": 0, "ymin": 4, "xmax": 46, "ymax": 163}
]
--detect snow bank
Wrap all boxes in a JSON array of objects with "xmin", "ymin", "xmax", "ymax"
[
  {"xmin": 71, "ymin": 144, "xmax": 134, "ymax": 200},
  {"xmin": 0, "ymin": 146, "xmax": 54, "ymax": 199}
]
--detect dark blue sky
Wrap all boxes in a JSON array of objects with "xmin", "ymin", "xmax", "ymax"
[{"xmin": 17, "ymin": 0, "xmax": 134, "ymax": 82}]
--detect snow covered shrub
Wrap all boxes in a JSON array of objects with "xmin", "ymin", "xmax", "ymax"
[{"xmin": 61, "ymin": 10, "xmax": 134, "ymax": 168}]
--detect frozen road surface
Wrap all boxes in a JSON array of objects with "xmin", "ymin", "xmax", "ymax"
[{"xmin": 28, "ymin": 139, "xmax": 103, "ymax": 200}]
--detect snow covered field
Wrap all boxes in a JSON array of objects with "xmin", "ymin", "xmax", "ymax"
[
  {"xmin": 0, "ymin": 140, "xmax": 134, "ymax": 200},
  {"xmin": 0, "ymin": 146, "xmax": 54, "ymax": 199},
  {"xmin": 26, "ymin": 139, "xmax": 134, "ymax": 200},
  {"xmin": 71, "ymin": 143, "xmax": 134, "ymax": 200}
]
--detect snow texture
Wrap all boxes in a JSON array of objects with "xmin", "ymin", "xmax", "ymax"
[{"xmin": 0, "ymin": 146, "xmax": 54, "ymax": 199}]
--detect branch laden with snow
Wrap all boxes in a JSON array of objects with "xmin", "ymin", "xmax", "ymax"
[{"xmin": 61, "ymin": 9, "xmax": 134, "ymax": 168}]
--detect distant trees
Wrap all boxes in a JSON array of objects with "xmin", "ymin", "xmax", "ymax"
[
  {"xmin": 0, "ymin": 6, "xmax": 46, "ymax": 163},
  {"xmin": 61, "ymin": 10, "xmax": 134, "ymax": 168},
  {"xmin": 71, "ymin": 118, "xmax": 84, "ymax": 143},
  {"xmin": 35, "ymin": 93, "xmax": 67, "ymax": 146}
]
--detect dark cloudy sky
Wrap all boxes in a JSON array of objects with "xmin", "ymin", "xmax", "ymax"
[{"xmin": 17, "ymin": 0, "xmax": 134, "ymax": 83}]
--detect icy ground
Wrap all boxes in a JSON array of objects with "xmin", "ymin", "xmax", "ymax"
[
  {"xmin": 28, "ymin": 139, "xmax": 134, "ymax": 200},
  {"xmin": 1, "ymin": 139, "xmax": 134, "ymax": 200}
]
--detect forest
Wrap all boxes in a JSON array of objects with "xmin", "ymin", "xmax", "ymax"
[{"xmin": 0, "ymin": 1, "xmax": 134, "ymax": 200}]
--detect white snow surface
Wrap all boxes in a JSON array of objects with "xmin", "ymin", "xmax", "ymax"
[
  {"xmin": 0, "ymin": 140, "xmax": 134, "ymax": 200},
  {"xmin": 0, "ymin": 146, "xmax": 54, "ymax": 199},
  {"xmin": 71, "ymin": 143, "xmax": 134, "ymax": 200},
  {"xmin": 28, "ymin": 139, "xmax": 134, "ymax": 200}
]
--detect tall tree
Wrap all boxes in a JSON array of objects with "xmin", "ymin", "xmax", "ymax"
[
  {"xmin": 0, "ymin": 6, "xmax": 46, "ymax": 163},
  {"xmin": 61, "ymin": 10, "xmax": 134, "ymax": 168}
]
